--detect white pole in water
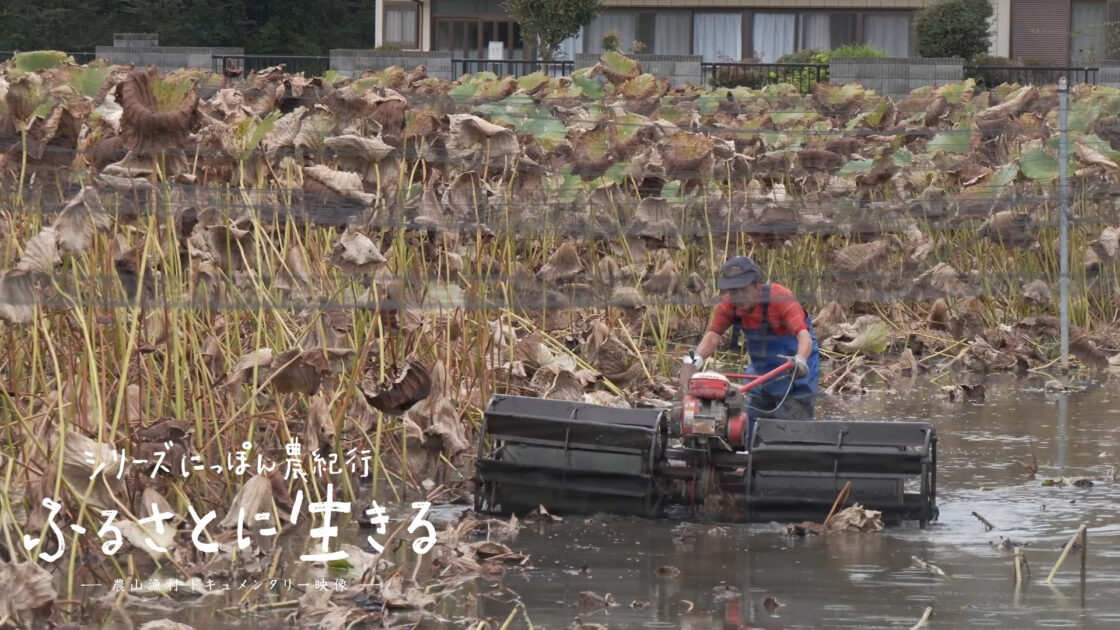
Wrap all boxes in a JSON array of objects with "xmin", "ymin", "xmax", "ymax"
[{"xmin": 1058, "ymin": 75, "xmax": 1070, "ymax": 373}]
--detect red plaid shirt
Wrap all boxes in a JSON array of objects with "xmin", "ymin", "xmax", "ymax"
[{"xmin": 708, "ymin": 283, "xmax": 809, "ymax": 336}]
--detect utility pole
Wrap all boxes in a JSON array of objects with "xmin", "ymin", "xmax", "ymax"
[{"xmin": 1058, "ymin": 75, "xmax": 1070, "ymax": 373}]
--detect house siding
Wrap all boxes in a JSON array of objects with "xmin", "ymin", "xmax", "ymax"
[
  {"xmin": 602, "ymin": 0, "xmax": 935, "ymax": 6},
  {"xmin": 1010, "ymin": 0, "xmax": 1071, "ymax": 66}
]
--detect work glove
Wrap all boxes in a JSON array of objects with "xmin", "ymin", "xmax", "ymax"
[
  {"xmin": 683, "ymin": 350, "xmax": 704, "ymax": 371},
  {"xmin": 780, "ymin": 354, "xmax": 809, "ymax": 378},
  {"xmin": 792, "ymin": 355, "xmax": 809, "ymax": 378}
]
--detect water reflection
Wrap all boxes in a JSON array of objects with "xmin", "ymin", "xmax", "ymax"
[{"xmin": 1057, "ymin": 392, "xmax": 1069, "ymax": 475}]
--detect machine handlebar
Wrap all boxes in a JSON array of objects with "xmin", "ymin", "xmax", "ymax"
[{"xmin": 721, "ymin": 361, "xmax": 795, "ymax": 394}]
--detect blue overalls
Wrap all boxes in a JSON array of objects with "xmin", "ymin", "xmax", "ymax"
[{"xmin": 729, "ymin": 284, "xmax": 820, "ymax": 422}]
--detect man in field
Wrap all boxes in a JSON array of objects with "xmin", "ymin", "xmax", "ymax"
[{"xmin": 685, "ymin": 256, "xmax": 820, "ymax": 420}]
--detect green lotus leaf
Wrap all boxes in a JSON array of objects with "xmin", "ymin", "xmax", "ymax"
[
  {"xmin": 771, "ymin": 110, "xmax": 810, "ymax": 125},
  {"xmin": 351, "ymin": 67, "xmax": 405, "ymax": 91},
  {"xmin": 993, "ymin": 163, "xmax": 1019, "ymax": 188},
  {"xmin": 927, "ymin": 130, "xmax": 971, "ymax": 154},
  {"xmin": 613, "ymin": 112, "xmax": 648, "ymax": 147},
  {"xmin": 549, "ymin": 165, "xmax": 584, "ymax": 204},
  {"xmin": 935, "ymin": 80, "xmax": 975, "ymax": 104},
  {"xmin": 1079, "ymin": 133, "xmax": 1120, "ymax": 163},
  {"xmin": 595, "ymin": 162, "xmax": 629, "ymax": 186},
  {"xmin": 836, "ymin": 158, "xmax": 875, "ymax": 179},
  {"xmin": 1066, "ymin": 105, "xmax": 1099, "ymax": 134},
  {"xmin": 514, "ymin": 114, "xmax": 567, "ymax": 151},
  {"xmin": 71, "ymin": 63, "xmax": 111, "ymax": 98},
  {"xmin": 597, "ymin": 51, "xmax": 641, "ymax": 84},
  {"xmin": 619, "ymin": 73, "xmax": 661, "ymax": 99},
  {"xmin": 845, "ymin": 98, "xmax": 891, "ymax": 130},
  {"xmin": 816, "ymin": 83, "xmax": 865, "ymax": 106},
  {"xmin": 696, "ymin": 96, "xmax": 720, "ymax": 115},
  {"xmin": 1020, "ymin": 149, "xmax": 1059, "ymax": 182},
  {"xmin": 653, "ymin": 104, "xmax": 693, "ymax": 127},
  {"xmin": 570, "ymin": 74, "xmax": 603, "ymax": 100},
  {"xmin": 516, "ymin": 72, "xmax": 551, "ymax": 94},
  {"xmin": 761, "ymin": 83, "xmax": 802, "ymax": 102},
  {"xmin": 9, "ymin": 50, "xmax": 71, "ymax": 74}
]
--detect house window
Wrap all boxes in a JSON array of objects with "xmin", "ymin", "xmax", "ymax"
[
  {"xmin": 752, "ymin": 13, "xmax": 796, "ymax": 61},
  {"xmin": 750, "ymin": 11, "xmax": 911, "ymax": 61},
  {"xmin": 800, "ymin": 13, "xmax": 859, "ymax": 52},
  {"xmin": 693, "ymin": 12, "xmax": 743, "ymax": 62},
  {"xmin": 383, "ymin": 2, "xmax": 419, "ymax": 48},
  {"xmin": 583, "ymin": 10, "xmax": 691, "ymax": 55},
  {"xmin": 865, "ymin": 13, "xmax": 912, "ymax": 57}
]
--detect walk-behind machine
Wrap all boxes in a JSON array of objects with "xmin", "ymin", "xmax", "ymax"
[{"xmin": 474, "ymin": 362, "xmax": 938, "ymax": 527}]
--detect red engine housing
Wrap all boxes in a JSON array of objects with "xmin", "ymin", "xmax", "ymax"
[
  {"xmin": 679, "ymin": 372, "xmax": 751, "ymax": 450},
  {"xmin": 688, "ymin": 375, "xmax": 729, "ymax": 399}
]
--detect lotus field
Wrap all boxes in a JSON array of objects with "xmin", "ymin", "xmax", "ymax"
[{"xmin": 0, "ymin": 48, "xmax": 1119, "ymax": 625}]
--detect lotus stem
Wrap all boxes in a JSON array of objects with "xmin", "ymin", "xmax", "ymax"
[{"xmin": 1047, "ymin": 523, "xmax": 1088, "ymax": 584}]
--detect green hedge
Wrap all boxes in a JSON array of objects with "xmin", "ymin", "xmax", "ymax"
[{"xmin": 915, "ymin": 0, "xmax": 993, "ymax": 59}]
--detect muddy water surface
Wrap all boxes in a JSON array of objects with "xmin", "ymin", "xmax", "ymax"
[
  {"xmin": 117, "ymin": 373, "xmax": 1120, "ymax": 629},
  {"xmin": 459, "ymin": 374, "xmax": 1120, "ymax": 629}
]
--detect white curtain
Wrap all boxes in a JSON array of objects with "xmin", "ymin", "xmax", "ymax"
[
  {"xmin": 693, "ymin": 12, "xmax": 742, "ymax": 62},
  {"xmin": 865, "ymin": 14, "xmax": 911, "ymax": 57},
  {"xmin": 801, "ymin": 13, "xmax": 830, "ymax": 52},
  {"xmin": 384, "ymin": 5, "xmax": 418, "ymax": 46},
  {"xmin": 752, "ymin": 13, "xmax": 796, "ymax": 62},
  {"xmin": 583, "ymin": 11, "xmax": 636, "ymax": 54},
  {"xmin": 655, "ymin": 12, "xmax": 692, "ymax": 55},
  {"xmin": 556, "ymin": 28, "xmax": 583, "ymax": 61}
]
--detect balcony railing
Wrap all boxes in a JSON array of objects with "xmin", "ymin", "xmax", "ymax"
[
  {"xmin": 702, "ymin": 62, "xmax": 829, "ymax": 91},
  {"xmin": 213, "ymin": 54, "xmax": 330, "ymax": 78},
  {"xmin": 966, "ymin": 65, "xmax": 1098, "ymax": 88},
  {"xmin": 453, "ymin": 58, "xmax": 574, "ymax": 78}
]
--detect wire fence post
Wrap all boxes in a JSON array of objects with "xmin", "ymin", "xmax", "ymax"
[{"xmin": 1058, "ymin": 75, "xmax": 1070, "ymax": 373}]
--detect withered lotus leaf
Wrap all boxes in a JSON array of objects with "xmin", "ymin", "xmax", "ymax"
[{"xmin": 363, "ymin": 361, "xmax": 432, "ymax": 416}]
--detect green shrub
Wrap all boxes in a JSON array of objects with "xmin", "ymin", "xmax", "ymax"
[
  {"xmin": 776, "ymin": 49, "xmax": 826, "ymax": 64},
  {"xmin": 829, "ymin": 43, "xmax": 888, "ymax": 59},
  {"xmin": 601, "ymin": 29, "xmax": 620, "ymax": 52},
  {"xmin": 773, "ymin": 45, "xmax": 885, "ymax": 94},
  {"xmin": 708, "ymin": 43, "xmax": 886, "ymax": 94},
  {"xmin": 915, "ymin": 0, "xmax": 993, "ymax": 59}
]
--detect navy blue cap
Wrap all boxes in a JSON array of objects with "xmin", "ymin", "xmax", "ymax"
[{"xmin": 716, "ymin": 256, "xmax": 762, "ymax": 291}]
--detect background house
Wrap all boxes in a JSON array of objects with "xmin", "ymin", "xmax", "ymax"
[
  {"xmin": 374, "ymin": 0, "xmax": 932, "ymax": 61},
  {"xmin": 989, "ymin": 0, "xmax": 1116, "ymax": 66},
  {"xmin": 375, "ymin": 0, "xmax": 1120, "ymax": 68}
]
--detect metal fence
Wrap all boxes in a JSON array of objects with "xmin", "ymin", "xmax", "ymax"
[
  {"xmin": 212, "ymin": 54, "xmax": 330, "ymax": 78},
  {"xmin": 1, "ymin": 50, "xmax": 97, "ymax": 65},
  {"xmin": 965, "ymin": 65, "xmax": 1098, "ymax": 88},
  {"xmin": 701, "ymin": 62, "xmax": 829, "ymax": 90},
  {"xmin": 453, "ymin": 58, "xmax": 574, "ymax": 78}
]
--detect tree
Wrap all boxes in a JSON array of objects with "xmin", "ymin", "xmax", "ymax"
[
  {"xmin": 914, "ymin": 0, "xmax": 994, "ymax": 60},
  {"xmin": 504, "ymin": 0, "xmax": 601, "ymax": 62}
]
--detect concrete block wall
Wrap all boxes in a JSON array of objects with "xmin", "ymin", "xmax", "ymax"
[
  {"xmin": 95, "ymin": 45, "xmax": 244, "ymax": 71},
  {"xmin": 829, "ymin": 57, "xmax": 965, "ymax": 99},
  {"xmin": 574, "ymin": 53, "xmax": 703, "ymax": 88},
  {"xmin": 330, "ymin": 50, "xmax": 453, "ymax": 79}
]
